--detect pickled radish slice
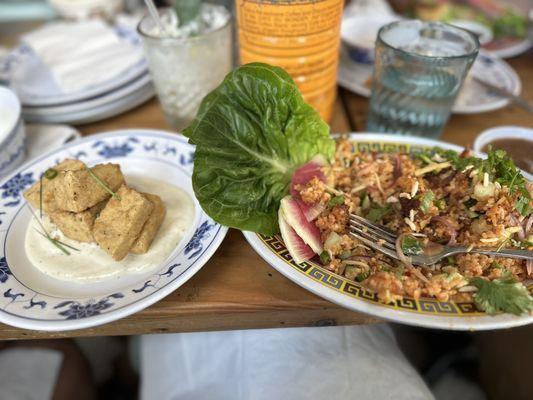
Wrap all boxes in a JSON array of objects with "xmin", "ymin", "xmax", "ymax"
[
  {"xmin": 278, "ymin": 208, "xmax": 315, "ymax": 265},
  {"xmin": 280, "ymin": 196, "xmax": 323, "ymax": 254}
]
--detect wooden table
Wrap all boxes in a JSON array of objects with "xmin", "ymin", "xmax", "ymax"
[{"xmin": 1, "ymin": 47, "xmax": 531, "ymax": 340}]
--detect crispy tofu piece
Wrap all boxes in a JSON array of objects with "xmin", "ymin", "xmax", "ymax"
[
  {"xmin": 53, "ymin": 163, "xmax": 124, "ymax": 213},
  {"xmin": 24, "ymin": 159, "xmax": 85, "ymax": 212},
  {"xmin": 130, "ymin": 193, "xmax": 166, "ymax": 254},
  {"xmin": 48, "ymin": 200, "xmax": 107, "ymax": 243},
  {"xmin": 93, "ymin": 186, "xmax": 154, "ymax": 261}
]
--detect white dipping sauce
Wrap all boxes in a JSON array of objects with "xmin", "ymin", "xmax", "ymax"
[{"xmin": 25, "ymin": 176, "xmax": 195, "ymax": 283}]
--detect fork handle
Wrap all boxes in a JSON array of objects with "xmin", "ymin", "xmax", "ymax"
[{"xmin": 447, "ymin": 247, "xmax": 533, "ymax": 261}]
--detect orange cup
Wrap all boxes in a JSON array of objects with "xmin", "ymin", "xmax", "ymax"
[{"xmin": 235, "ymin": 0, "xmax": 344, "ymax": 122}]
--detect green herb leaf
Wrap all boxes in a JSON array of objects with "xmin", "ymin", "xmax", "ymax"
[
  {"xmin": 356, "ymin": 270, "xmax": 371, "ymax": 282},
  {"xmin": 366, "ymin": 204, "xmax": 391, "ymax": 223},
  {"xmin": 44, "ymin": 168, "xmax": 58, "ymax": 180},
  {"xmin": 85, "ymin": 167, "xmax": 121, "ymax": 201},
  {"xmin": 446, "ymin": 256, "xmax": 455, "ymax": 265},
  {"xmin": 319, "ymin": 250, "xmax": 331, "ymax": 264},
  {"xmin": 183, "ymin": 63, "xmax": 335, "ymax": 235},
  {"xmin": 419, "ymin": 190, "xmax": 434, "ymax": 214},
  {"xmin": 516, "ymin": 197, "xmax": 531, "ymax": 217},
  {"xmin": 328, "ymin": 195, "xmax": 345, "ymax": 208},
  {"xmin": 401, "ymin": 235, "xmax": 423, "ymax": 256},
  {"xmin": 471, "ymin": 274, "xmax": 533, "ymax": 315}
]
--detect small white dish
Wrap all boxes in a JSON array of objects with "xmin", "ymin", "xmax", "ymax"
[
  {"xmin": 340, "ymin": 14, "xmax": 400, "ymax": 64},
  {"xmin": 0, "ymin": 86, "xmax": 26, "ymax": 177},
  {"xmin": 449, "ymin": 19, "xmax": 493, "ymax": 46},
  {"xmin": 0, "ymin": 129, "xmax": 227, "ymax": 331}
]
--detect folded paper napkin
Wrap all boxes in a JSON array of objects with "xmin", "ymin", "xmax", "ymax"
[{"xmin": 21, "ymin": 20, "xmax": 143, "ymax": 93}]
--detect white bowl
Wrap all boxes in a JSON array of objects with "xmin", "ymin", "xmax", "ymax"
[
  {"xmin": 473, "ymin": 125, "xmax": 533, "ymax": 180},
  {"xmin": 0, "ymin": 86, "xmax": 26, "ymax": 177},
  {"xmin": 341, "ymin": 14, "xmax": 400, "ymax": 64},
  {"xmin": 48, "ymin": 0, "xmax": 123, "ymax": 20}
]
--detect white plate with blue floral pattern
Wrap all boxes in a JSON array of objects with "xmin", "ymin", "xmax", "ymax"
[{"xmin": 0, "ymin": 129, "xmax": 227, "ymax": 331}]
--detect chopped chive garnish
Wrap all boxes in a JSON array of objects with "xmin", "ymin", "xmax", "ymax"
[
  {"xmin": 44, "ymin": 168, "xmax": 58, "ymax": 180},
  {"xmin": 28, "ymin": 207, "xmax": 78, "ymax": 256},
  {"xmin": 34, "ymin": 229, "xmax": 71, "ymax": 255},
  {"xmin": 85, "ymin": 167, "xmax": 121, "ymax": 201}
]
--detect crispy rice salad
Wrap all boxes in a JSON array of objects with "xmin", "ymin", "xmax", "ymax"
[{"xmin": 294, "ymin": 139, "xmax": 533, "ymax": 315}]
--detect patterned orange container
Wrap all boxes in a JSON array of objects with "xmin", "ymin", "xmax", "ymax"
[{"xmin": 235, "ymin": 0, "xmax": 344, "ymax": 122}]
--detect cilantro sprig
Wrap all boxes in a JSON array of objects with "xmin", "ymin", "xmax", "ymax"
[{"xmin": 470, "ymin": 273, "xmax": 533, "ymax": 316}]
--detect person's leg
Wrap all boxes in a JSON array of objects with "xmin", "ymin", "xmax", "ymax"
[
  {"xmin": 7, "ymin": 339, "xmax": 97, "ymax": 400},
  {"xmin": 140, "ymin": 324, "xmax": 434, "ymax": 400}
]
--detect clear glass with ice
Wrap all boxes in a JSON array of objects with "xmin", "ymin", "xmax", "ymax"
[
  {"xmin": 366, "ymin": 20, "xmax": 479, "ymax": 138},
  {"xmin": 138, "ymin": 5, "xmax": 232, "ymax": 130}
]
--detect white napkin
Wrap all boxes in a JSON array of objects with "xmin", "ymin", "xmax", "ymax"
[{"xmin": 21, "ymin": 20, "xmax": 143, "ymax": 93}]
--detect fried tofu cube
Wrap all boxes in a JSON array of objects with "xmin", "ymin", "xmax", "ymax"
[
  {"xmin": 48, "ymin": 200, "xmax": 107, "ymax": 243},
  {"xmin": 93, "ymin": 186, "xmax": 154, "ymax": 261},
  {"xmin": 53, "ymin": 163, "xmax": 124, "ymax": 212},
  {"xmin": 130, "ymin": 193, "xmax": 166, "ymax": 254},
  {"xmin": 24, "ymin": 159, "xmax": 85, "ymax": 212}
]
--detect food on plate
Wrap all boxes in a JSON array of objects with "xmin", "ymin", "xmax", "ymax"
[
  {"xmin": 131, "ymin": 193, "xmax": 166, "ymax": 254},
  {"xmin": 291, "ymin": 140, "xmax": 532, "ymax": 315},
  {"xmin": 49, "ymin": 200, "xmax": 107, "ymax": 243},
  {"xmin": 24, "ymin": 159, "xmax": 179, "ymax": 276},
  {"xmin": 184, "ymin": 62, "xmax": 533, "ymax": 316},
  {"xmin": 183, "ymin": 62, "xmax": 335, "ymax": 235},
  {"xmin": 25, "ymin": 174, "xmax": 193, "ymax": 283},
  {"xmin": 93, "ymin": 185, "xmax": 155, "ymax": 261},
  {"xmin": 482, "ymin": 138, "xmax": 533, "ymax": 174}
]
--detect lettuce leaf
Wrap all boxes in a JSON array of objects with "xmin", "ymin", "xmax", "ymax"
[{"xmin": 183, "ymin": 63, "xmax": 335, "ymax": 234}]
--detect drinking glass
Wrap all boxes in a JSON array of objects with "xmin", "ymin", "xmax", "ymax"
[
  {"xmin": 366, "ymin": 20, "xmax": 479, "ymax": 138},
  {"xmin": 138, "ymin": 6, "xmax": 233, "ymax": 131}
]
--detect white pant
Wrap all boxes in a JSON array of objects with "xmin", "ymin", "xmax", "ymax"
[{"xmin": 141, "ymin": 324, "xmax": 434, "ymax": 400}]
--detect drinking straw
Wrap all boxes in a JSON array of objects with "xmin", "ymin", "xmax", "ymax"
[{"xmin": 143, "ymin": 0, "xmax": 170, "ymax": 36}]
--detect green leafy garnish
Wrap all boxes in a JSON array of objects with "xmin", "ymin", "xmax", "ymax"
[
  {"xmin": 85, "ymin": 167, "xmax": 121, "ymax": 201},
  {"xmin": 366, "ymin": 204, "xmax": 391, "ymax": 223},
  {"xmin": 419, "ymin": 147, "xmax": 531, "ymax": 216},
  {"xmin": 419, "ymin": 190, "xmax": 434, "ymax": 214},
  {"xmin": 356, "ymin": 270, "xmax": 371, "ymax": 282},
  {"xmin": 471, "ymin": 274, "xmax": 533, "ymax": 316},
  {"xmin": 446, "ymin": 256, "xmax": 455, "ymax": 265},
  {"xmin": 319, "ymin": 250, "xmax": 331, "ymax": 264},
  {"xmin": 328, "ymin": 195, "xmax": 345, "ymax": 208},
  {"xmin": 44, "ymin": 168, "xmax": 58, "ymax": 180},
  {"xmin": 183, "ymin": 63, "xmax": 335, "ymax": 234},
  {"xmin": 401, "ymin": 235, "xmax": 423, "ymax": 256}
]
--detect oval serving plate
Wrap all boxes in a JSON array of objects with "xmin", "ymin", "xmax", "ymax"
[
  {"xmin": 0, "ymin": 129, "xmax": 227, "ymax": 331},
  {"xmin": 243, "ymin": 133, "xmax": 533, "ymax": 331}
]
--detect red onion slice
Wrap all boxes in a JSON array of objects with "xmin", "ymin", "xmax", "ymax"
[{"xmin": 431, "ymin": 216, "xmax": 457, "ymax": 246}]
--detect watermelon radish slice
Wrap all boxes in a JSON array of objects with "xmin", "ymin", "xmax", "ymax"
[
  {"xmin": 278, "ymin": 208, "xmax": 315, "ymax": 264},
  {"xmin": 280, "ymin": 196, "xmax": 323, "ymax": 254},
  {"xmin": 290, "ymin": 154, "xmax": 328, "ymax": 198},
  {"xmin": 297, "ymin": 200, "xmax": 326, "ymax": 222}
]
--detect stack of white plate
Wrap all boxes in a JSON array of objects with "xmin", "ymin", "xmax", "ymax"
[{"xmin": 0, "ymin": 25, "xmax": 154, "ymax": 125}]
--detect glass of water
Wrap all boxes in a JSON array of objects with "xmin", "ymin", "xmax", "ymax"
[
  {"xmin": 366, "ymin": 20, "xmax": 479, "ymax": 138},
  {"xmin": 138, "ymin": 5, "xmax": 233, "ymax": 131}
]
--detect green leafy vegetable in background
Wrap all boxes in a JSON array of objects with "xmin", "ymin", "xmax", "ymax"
[
  {"xmin": 183, "ymin": 63, "xmax": 335, "ymax": 234},
  {"xmin": 471, "ymin": 273, "xmax": 533, "ymax": 316},
  {"xmin": 401, "ymin": 235, "xmax": 423, "ymax": 256}
]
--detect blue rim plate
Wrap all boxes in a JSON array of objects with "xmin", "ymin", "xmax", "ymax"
[
  {"xmin": 0, "ymin": 129, "xmax": 227, "ymax": 331},
  {"xmin": 244, "ymin": 133, "xmax": 533, "ymax": 331}
]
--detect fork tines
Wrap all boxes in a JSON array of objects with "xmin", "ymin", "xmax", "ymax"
[{"xmin": 348, "ymin": 214, "xmax": 399, "ymax": 260}]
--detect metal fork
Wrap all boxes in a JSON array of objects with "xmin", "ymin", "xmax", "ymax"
[{"xmin": 348, "ymin": 214, "xmax": 533, "ymax": 266}]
